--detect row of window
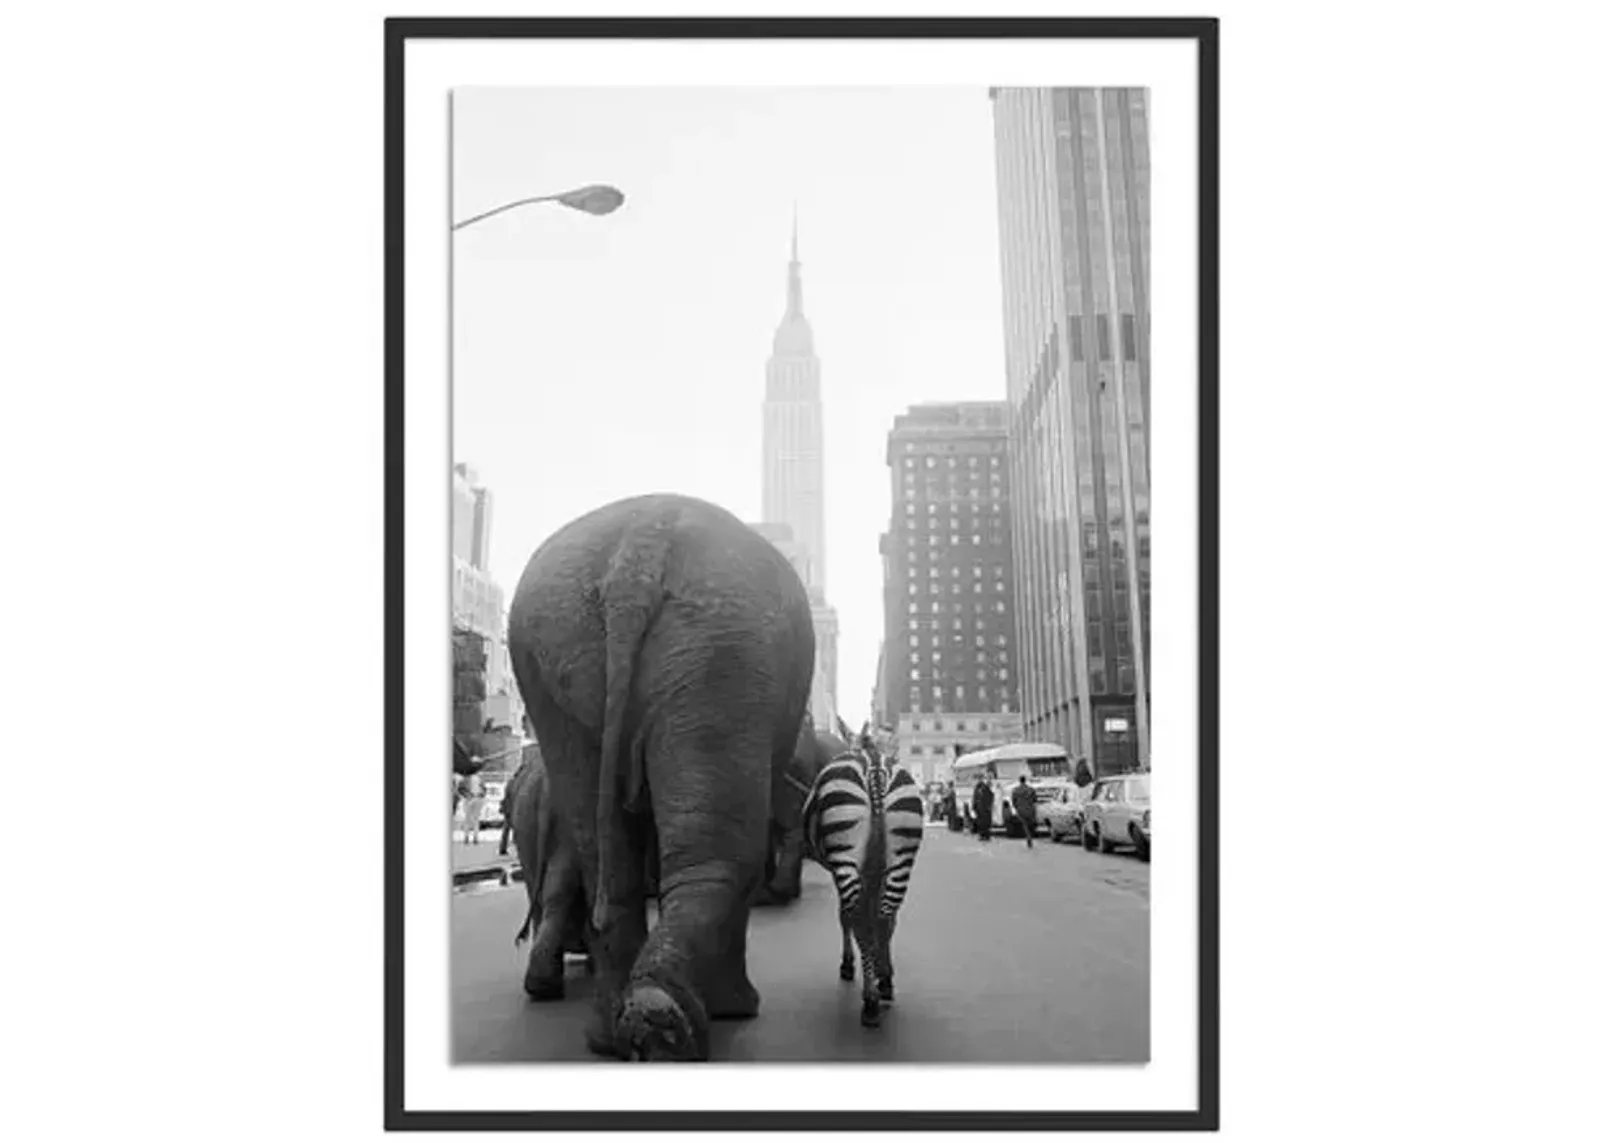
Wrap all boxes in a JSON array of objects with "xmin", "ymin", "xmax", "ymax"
[
  {"xmin": 903, "ymin": 455, "xmax": 1004, "ymax": 468},
  {"xmin": 907, "ymin": 601, "xmax": 1009, "ymax": 615},
  {"xmin": 906, "ymin": 562, "xmax": 1005, "ymax": 577},
  {"xmin": 907, "ymin": 718, "xmax": 1004, "ymax": 733},
  {"xmin": 906, "ymin": 582, "xmax": 1008, "ymax": 596},
  {"xmin": 909, "ymin": 667, "xmax": 1011, "ymax": 682},
  {"xmin": 910, "ymin": 648, "xmax": 1010, "ymax": 665},
  {"xmin": 915, "ymin": 627, "xmax": 1011, "ymax": 646},
  {"xmin": 904, "ymin": 530, "xmax": 1005, "ymax": 547}
]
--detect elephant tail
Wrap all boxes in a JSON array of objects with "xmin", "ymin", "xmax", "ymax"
[
  {"xmin": 592, "ymin": 514, "xmax": 674, "ymax": 933},
  {"xmin": 513, "ymin": 902, "xmax": 534, "ymax": 947}
]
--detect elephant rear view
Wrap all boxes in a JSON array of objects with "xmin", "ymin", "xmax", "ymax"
[{"xmin": 506, "ymin": 493, "xmax": 815, "ymax": 1062}]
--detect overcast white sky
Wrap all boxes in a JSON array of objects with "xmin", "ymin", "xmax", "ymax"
[{"xmin": 452, "ymin": 86, "xmax": 1007, "ymax": 727}]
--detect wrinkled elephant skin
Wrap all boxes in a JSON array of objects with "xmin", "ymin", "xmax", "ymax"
[{"xmin": 508, "ymin": 494, "xmax": 815, "ymax": 1062}]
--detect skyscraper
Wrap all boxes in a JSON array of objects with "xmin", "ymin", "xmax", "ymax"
[
  {"xmin": 758, "ymin": 216, "xmax": 837, "ymax": 731},
  {"xmin": 762, "ymin": 215, "xmax": 826, "ymax": 597},
  {"xmin": 990, "ymin": 87, "xmax": 1151, "ymax": 774},
  {"xmin": 878, "ymin": 402, "xmax": 1022, "ymax": 785}
]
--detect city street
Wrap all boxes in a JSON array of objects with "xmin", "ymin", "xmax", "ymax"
[{"xmin": 451, "ymin": 824, "xmax": 1149, "ymax": 1063}]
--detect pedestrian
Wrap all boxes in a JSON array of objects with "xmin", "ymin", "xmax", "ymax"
[
  {"xmin": 460, "ymin": 769, "xmax": 486, "ymax": 846},
  {"xmin": 972, "ymin": 776, "xmax": 995, "ymax": 842},
  {"xmin": 1011, "ymin": 774, "xmax": 1039, "ymax": 849}
]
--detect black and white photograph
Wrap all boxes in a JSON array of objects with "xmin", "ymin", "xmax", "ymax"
[
  {"xmin": 18, "ymin": 4, "xmax": 1600, "ymax": 1142},
  {"xmin": 392, "ymin": 18, "xmax": 1215, "ymax": 1129}
]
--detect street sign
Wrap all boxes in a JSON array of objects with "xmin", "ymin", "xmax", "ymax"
[{"xmin": 1104, "ymin": 717, "xmax": 1130, "ymax": 732}]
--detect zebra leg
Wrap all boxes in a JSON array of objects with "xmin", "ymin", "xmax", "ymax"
[
  {"xmin": 856, "ymin": 917, "xmax": 883, "ymax": 1028},
  {"xmin": 838, "ymin": 907, "xmax": 855, "ymax": 982},
  {"xmin": 878, "ymin": 913, "xmax": 897, "ymax": 1004}
]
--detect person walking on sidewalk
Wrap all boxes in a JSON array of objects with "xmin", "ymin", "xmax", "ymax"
[
  {"xmin": 972, "ymin": 776, "xmax": 995, "ymax": 842},
  {"xmin": 460, "ymin": 769, "xmax": 486, "ymax": 846},
  {"xmin": 1011, "ymin": 774, "xmax": 1039, "ymax": 849}
]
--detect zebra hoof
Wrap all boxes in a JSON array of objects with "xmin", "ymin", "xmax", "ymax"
[
  {"xmin": 861, "ymin": 999, "xmax": 882, "ymax": 1028},
  {"xmin": 879, "ymin": 979, "xmax": 894, "ymax": 1004},
  {"xmin": 839, "ymin": 961, "xmax": 855, "ymax": 983}
]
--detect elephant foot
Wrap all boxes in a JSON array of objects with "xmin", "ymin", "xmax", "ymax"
[
  {"xmin": 861, "ymin": 996, "xmax": 882, "ymax": 1028},
  {"xmin": 705, "ymin": 972, "xmax": 761, "ymax": 1021},
  {"xmin": 583, "ymin": 955, "xmax": 597, "ymax": 977},
  {"xmin": 523, "ymin": 968, "xmax": 565, "ymax": 1002},
  {"xmin": 615, "ymin": 981, "xmax": 708, "ymax": 1062},
  {"xmin": 839, "ymin": 960, "xmax": 855, "ymax": 983}
]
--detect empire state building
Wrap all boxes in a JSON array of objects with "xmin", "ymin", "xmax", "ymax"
[
  {"xmin": 762, "ymin": 220, "xmax": 826, "ymax": 596},
  {"xmin": 758, "ymin": 218, "xmax": 838, "ymax": 730}
]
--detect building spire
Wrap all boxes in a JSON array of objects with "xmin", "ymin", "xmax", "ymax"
[{"xmin": 786, "ymin": 204, "xmax": 804, "ymax": 316}]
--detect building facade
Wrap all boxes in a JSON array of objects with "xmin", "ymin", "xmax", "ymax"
[
  {"xmin": 896, "ymin": 711, "xmax": 1025, "ymax": 788},
  {"xmin": 453, "ymin": 463, "xmax": 494, "ymax": 571},
  {"xmin": 878, "ymin": 402, "xmax": 1020, "ymax": 770},
  {"xmin": 989, "ymin": 87, "xmax": 1151, "ymax": 774},
  {"xmin": 451, "ymin": 462, "xmax": 522, "ymax": 742},
  {"xmin": 748, "ymin": 520, "xmax": 838, "ymax": 732}
]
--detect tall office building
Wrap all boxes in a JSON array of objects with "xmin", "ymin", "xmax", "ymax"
[
  {"xmin": 451, "ymin": 462, "xmax": 521, "ymax": 741},
  {"xmin": 757, "ymin": 218, "xmax": 838, "ymax": 732},
  {"xmin": 878, "ymin": 402, "xmax": 1020, "ymax": 784},
  {"xmin": 452, "ymin": 463, "xmax": 493, "ymax": 571},
  {"xmin": 989, "ymin": 87, "xmax": 1151, "ymax": 774},
  {"xmin": 761, "ymin": 216, "xmax": 826, "ymax": 597}
]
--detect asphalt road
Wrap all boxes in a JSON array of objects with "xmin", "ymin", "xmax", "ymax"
[{"xmin": 451, "ymin": 824, "xmax": 1149, "ymax": 1063}]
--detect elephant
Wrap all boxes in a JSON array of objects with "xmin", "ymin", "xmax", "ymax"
[
  {"xmin": 510, "ymin": 714, "xmax": 842, "ymax": 1002},
  {"xmin": 754, "ymin": 716, "xmax": 848, "ymax": 904},
  {"xmin": 507, "ymin": 493, "xmax": 815, "ymax": 1062},
  {"xmin": 504, "ymin": 752, "xmax": 594, "ymax": 999}
]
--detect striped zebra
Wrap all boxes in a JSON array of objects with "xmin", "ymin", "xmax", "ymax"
[{"xmin": 801, "ymin": 721, "xmax": 925, "ymax": 1027}]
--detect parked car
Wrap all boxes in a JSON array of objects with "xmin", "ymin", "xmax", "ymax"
[
  {"xmin": 1038, "ymin": 785, "xmax": 1087, "ymax": 842},
  {"xmin": 1082, "ymin": 773, "xmax": 1151, "ymax": 860}
]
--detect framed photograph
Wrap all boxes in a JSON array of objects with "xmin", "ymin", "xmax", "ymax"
[{"xmin": 387, "ymin": 16, "xmax": 1218, "ymax": 1131}]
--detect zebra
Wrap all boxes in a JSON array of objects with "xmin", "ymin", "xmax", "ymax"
[{"xmin": 801, "ymin": 720, "xmax": 925, "ymax": 1027}]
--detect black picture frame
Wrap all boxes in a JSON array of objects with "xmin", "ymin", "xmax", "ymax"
[{"xmin": 385, "ymin": 15, "xmax": 1218, "ymax": 1132}]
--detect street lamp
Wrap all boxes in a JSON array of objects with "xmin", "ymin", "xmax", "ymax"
[{"xmin": 452, "ymin": 183, "xmax": 626, "ymax": 231}]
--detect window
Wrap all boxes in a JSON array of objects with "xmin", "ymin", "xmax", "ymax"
[
  {"xmin": 933, "ymin": 721, "xmax": 944, "ymax": 731},
  {"xmin": 956, "ymin": 721, "xmax": 967, "ymax": 731},
  {"xmin": 1121, "ymin": 313, "xmax": 1138, "ymax": 362},
  {"xmin": 909, "ymin": 635, "xmax": 919, "ymax": 647},
  {"xmin": 1069, "ymin": 315, "xmax": 1085, "ymax": 361},
  {"xmin": 996, "ymin": 602, "xmax": 1006, "ymax": 613},
  {"xmin": 910, "ymin": 745, "xmax": 925, "ymax": 755},
  {"xmin": 910, "ymin": 669, "xmax": 921, "ymax": 680},
  {"xmin": 925, "ymin": 458, "xmax": 935, "ymax": 468},
  {"xmin": 908, "ymin": 584, "xmax": 917, "ymax": 595},
  {"xmin": 1096, "ymin": 314, "xmax": 1111, "ymax": 356},
  {"xmin": 911, "ymin": 721, "xmax": 922, "ymax": 732}
]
